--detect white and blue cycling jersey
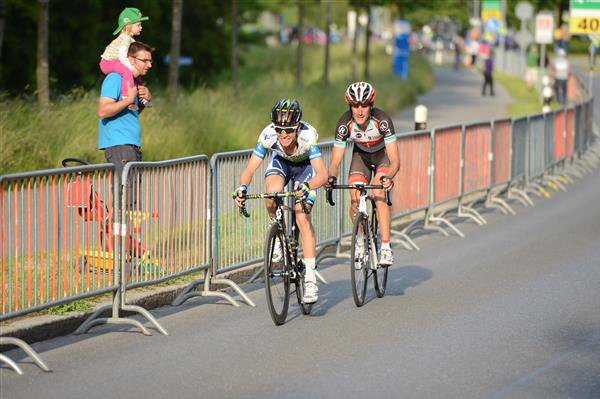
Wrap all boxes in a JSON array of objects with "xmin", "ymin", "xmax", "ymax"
[{"xmin": 253, "ymin": 121, "xmax": 322, "ymax": 162}]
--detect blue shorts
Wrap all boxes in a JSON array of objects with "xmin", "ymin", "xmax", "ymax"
[{"xmin": 265, "ymin": 155, "xmax": 317, "ymax": 205}]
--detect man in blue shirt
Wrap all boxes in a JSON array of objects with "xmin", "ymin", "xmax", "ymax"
[{"xmin": 98, "ymin": 41, "xmax": 154, "ymax": 180}]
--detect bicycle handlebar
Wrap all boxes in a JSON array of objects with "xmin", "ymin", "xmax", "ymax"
[
  {"xmin": 326, "ymin": 184, "xmax": 392, "ymax": 207},
  {"xmin": 231, "ymin": 191, "xmax": 311, "ymax": 217}
]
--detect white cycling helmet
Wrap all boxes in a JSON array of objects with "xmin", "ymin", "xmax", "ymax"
[{"xmin": 345, "ymin": 81, "xmax": 376, "ymax": 106}]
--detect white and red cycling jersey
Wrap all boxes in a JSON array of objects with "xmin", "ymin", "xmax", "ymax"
[{"xmin": 334, "ymin": 108, "xmax": 396, "ymax": 153}]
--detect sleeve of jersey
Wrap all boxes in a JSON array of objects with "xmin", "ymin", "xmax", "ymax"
[
  {"xmin": 381, "ymin": 113, "xmax": 397, "ymax": 144},
  {"xmin": 253, "ymin": 140, "xmax": 268, "ymax": 159},
  {"xmin": 308, "ymin": 143, "xmax": 322, "ymax": 160},
  {"xmin": 334, "ymin": 113, "xmax": 351, "ymax": 148}
]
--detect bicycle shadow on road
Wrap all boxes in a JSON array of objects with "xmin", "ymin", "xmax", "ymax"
[{"xmin": 382, "ymin": 265, "xmax": 432, "ymax": 297}]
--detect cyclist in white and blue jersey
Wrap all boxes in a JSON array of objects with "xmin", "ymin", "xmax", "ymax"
[{"xmin": 235, "ymin": 98, "xmax": 327, "ymax": 304}]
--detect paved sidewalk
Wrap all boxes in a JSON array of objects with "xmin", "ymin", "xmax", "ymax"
[{"xmin": 393, "ymin": 66, "xmax": 511, "ymax": 132}]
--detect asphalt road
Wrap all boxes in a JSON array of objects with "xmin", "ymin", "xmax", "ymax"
[{"xmin": 2, "ymin": 66, "xmax": 599, "ymax": 399}]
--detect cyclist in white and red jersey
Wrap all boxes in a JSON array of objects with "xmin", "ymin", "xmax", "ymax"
[
  {"xmin": 326, "ymin": 82, "xmax": 400, "ymax": 266},
  {"xmin": 235, "ymin": 98, "xmax": 327, "ymax": 303}
]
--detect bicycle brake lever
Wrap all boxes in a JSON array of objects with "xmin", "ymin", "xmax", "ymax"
[
  {"xmin": 385, "ymin": 189, "xmax": 392, "ymax": 207},
  {"xmin": 240, "ymin": 206, "xmax": 250, "ymax": 218},
  {"xmin": 326, "ymin": 187, "xmax": 335, "ymax": 206}
]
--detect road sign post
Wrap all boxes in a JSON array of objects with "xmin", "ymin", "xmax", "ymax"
[{"xmin": 535, "ymin": 12, "xmax": 554, "ymax": 90}]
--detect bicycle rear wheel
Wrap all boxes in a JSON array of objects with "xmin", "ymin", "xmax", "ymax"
[
  {"xmin": 350, "ymin": 213, "xmax": 369, "ymax": 307},
  {"xmin": 372, "ymin": 210, "xmax": 388, "ymax": 298},
  {"xmin": 264, "ymin": 223, "xmax": 290, "ymax": 325}
]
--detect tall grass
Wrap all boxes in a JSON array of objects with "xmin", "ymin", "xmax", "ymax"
[{"xmin": 1, "ymin": 44, "xmax": 433, "ymax": 174}]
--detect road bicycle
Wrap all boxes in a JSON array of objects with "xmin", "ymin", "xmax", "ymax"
[
  {"xmin": 234, "ymin": 190, "xmax": 312, "ymax": 325},
  {"xmin": 326, "ymin": 182, "xmax": 391, "ymax": 307}
]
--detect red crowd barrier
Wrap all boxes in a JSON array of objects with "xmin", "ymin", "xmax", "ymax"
[
  {"xmin": 392, "ymin": 132, "xmax": 431, "ymax": 216},
  {"xmin": 433, "ymin": 125, "xmax": 462, "ymax": 203},
  {"xmin": 463, "ymin": 123, "xmax": 492, "ymax": 194},
  {"xmin": 492, "ymin": 119, "xmax": 512, "ymax": 185}
]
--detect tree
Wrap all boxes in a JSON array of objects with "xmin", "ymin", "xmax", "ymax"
[
  {"xmin": 36, "ymin": 0, "xmax": 49, "ymax": 107},
  {"xmin": 231, "ymin": 0, "xmax": 239, "ymax": 95},
  {"xmin": 322, "ymin": 0, "xmax": 331, "ymax": 84},
  {"xmin": 168, "ymin": 0, "xmax": 183, "ymax": 104},
  {"xmin": 351, "ymin": 9, "xmax": 358, "ymax": 80},
  {"xmin": 0, "ymin": 0, "xmax": 5, "ymax": 66},
  {"xmin": 296, "ymin": 0, "xmax": 305, "ymax": 86}
]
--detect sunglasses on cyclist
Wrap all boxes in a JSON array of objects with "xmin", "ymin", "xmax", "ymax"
[{"xmin": 274, "ymin": 126, "xmax": 298, "ymax": 135}]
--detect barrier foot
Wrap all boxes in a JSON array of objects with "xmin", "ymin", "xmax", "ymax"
[
  {"xmin": 487, "ymin": 196, "xmax": 516, "ymax": 215},
  {"xmin": 527, "ymin": 183, "xmax": 550, "ymax": 199},
  {"xmin": 557, "ymin": 174, "xmax": 573, "ymax": 185},
  {"xmin": 427, "ymin": 215, "xmax": 465, "ymax": 238},
  {"xmin": 546, "ymin": 175, "xmax": 567, "ymax": 191},
  {"xmin": 0, "ymin": 337, "xmax": 50, "ymax": 374},
  {"xmin": 315, "ymin": 271, "xmax": 328, "ymax": 284},
  {"xmin": 121, "ymin": 304, "xmax": 169, "ymax": 336},
  {"xmin": 73, "ymin": 304, "xmax": 112, "ymax": 335},
  {"xmin": 171, "ymin": 279, "xmax": 204, "ymax": 306},
  {"xmin": 211, "ymin": 278, "xmax": 256, "ymax": 307},
  {"xmin": 391, "ymin": 229, "xmax": 420, "ymax": 250},
  {"xmin": 458, "ymin": 204, "xmax": 486, "ymax": 225},
  {"xmin": 0, "ymin": 353, "xmax": 22, "ymax": 375},
  {"xmin": 508, "ymin": 187, "xmax": 534, "ymax": 207},
  {"xmin": 246, "ymin": 266, "xmax": 264, "ymax": 284}
]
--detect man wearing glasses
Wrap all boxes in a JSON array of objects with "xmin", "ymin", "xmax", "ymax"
[
  {"xmin": 234, "ymin": 98, "xmax": 327, "ymax": 304},
  {"xmin": 326, "ymin": 82, "xmax": 399, "ymax": 266},
  {"xmin": 98, "ymin": 41, "xmax": 154, "ymax": 181}
]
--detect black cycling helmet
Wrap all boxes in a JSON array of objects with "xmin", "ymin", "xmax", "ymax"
[{"xmin": 271, "ymin": 98, "xmax": 302, "ymax": 127}]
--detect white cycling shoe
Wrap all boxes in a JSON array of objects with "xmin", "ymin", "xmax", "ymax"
[
  {"xmin": 271, "ymin": 239, "xmax": 283, "ymax": 263},
  {"xmin": 379, "ymin": 248, "xmax": 393, "ymax": 266},
  {"xmin": 303, "ymin": 282, "xmax": 318, "ymax": 304}
]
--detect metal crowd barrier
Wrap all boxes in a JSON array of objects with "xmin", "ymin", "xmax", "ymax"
[{"xmin": 1, "ymin": 75, "xmax": 597, "ymax": 375}]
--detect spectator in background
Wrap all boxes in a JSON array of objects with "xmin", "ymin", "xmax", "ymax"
[
  {"xmin": 526, "ymin": 45, "xmax": 539, "ymax": 89},
  {"xmin": 468, "ymin": 38, "xmax": 480, "ymax": 67},
  {"xmin": 482, "ymin": 51, "xmax": 495, "ymax": 96},
  {"xmin": 551, "ymin": 48, "xmax": 569, "ymax": 105},
  {"xmin": 453, "ymin": 34, "xmax": 464, "ymax": 70}
]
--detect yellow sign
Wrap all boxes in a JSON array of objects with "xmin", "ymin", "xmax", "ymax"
[
  {"xmin": 482, "ymin": 9, "xmax": 502, "ymax": 23},
  {"xmin": 570, "ymin": 16, "xmax": 600, "ymax": 33}
]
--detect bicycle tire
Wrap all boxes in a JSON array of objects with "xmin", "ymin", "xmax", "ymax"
[
  {"xmin": 350, "ymin": 213, "xmax": 369, "ymax": 307},
  {"xmin": 264, "ymin": 223, "xmax": 290, "ymax": 325},
  {"xmin": 295, "ymin": 260, "xmax": 313, "ymax": 315},
  {"xmin": 372, "ymin": 210, "xmax": 388, "ymax": 297}
]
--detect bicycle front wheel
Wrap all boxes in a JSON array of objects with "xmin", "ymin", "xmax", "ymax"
[
  {"xmin": 264, "ymin": 223, "xmax": 290, "ymax": 325},
  {"xmin": 350, "ymin": 213, "xmax": 369, "ymax": 307},
  {"xmin": 372, "ymin": 210, "xmax": 388, "ymax": 298}
]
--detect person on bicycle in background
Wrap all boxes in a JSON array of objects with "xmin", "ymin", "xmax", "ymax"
[
  {"xmin": 234, "ymin": 98, "xmax": 328, "ymax": 304},
  {"xmin": 326, "ymin": 82, "xmax": 399, "ymax": 266}
]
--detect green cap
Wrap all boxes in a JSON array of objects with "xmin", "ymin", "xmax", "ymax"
[{"xmin": 113, "ymin": 7, "xmax": 149, "ymax": 35}]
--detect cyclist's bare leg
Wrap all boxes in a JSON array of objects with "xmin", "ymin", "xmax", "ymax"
[
  {"xmin": 265, "ymin": 175, "xmax": 285, "ymax": 219},
  {"xmin": 294, "ymin": 204, "xmax": 316, "ymax": 259},
  {"xmin": 372, "ymin": 171, "xmax": 391, "ymax": 242}
]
